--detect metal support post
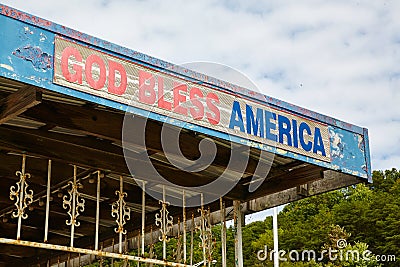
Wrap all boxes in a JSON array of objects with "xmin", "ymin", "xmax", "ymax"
[
  {"xmin": 141, "ymin": 181, "xmax": 146, "ymax": 256},
  {"xmin": 182, "ymin": 190, "xmax": 187, "ymax": 264},
  {"xmin": 137, "ymin": 234, "xmax": 140, "ymax": 267},
  {"xmin": 273, "ymin": 207, "xmax": 279, "ymax": 267},
  {"xmin": 220, "ymin": 198, "xmax": 227, "ymax": 267},
  {"xmin": 111, "ymin": 238, "xmax": 115, "ymax": 266},
  {"xmin": 233, "ymin": 200, "xmax": 243, "ymax": 267},
  {"xmin": 207, "ymin": 207, "xmax": 213, "ymax": 267},
  {"xmin": 163, "ymin": 186, "xmax": 167, "ymax": 260},
  {"xmin": 95, "ymin": 171, "xmax": 101, "ymax": 250},
  {"xmin": 200, "ymin": 194, "xmax": 206, "ymax": 266},
  {"xmin": 174, "ymin": 217, "xmax": 182, "ymax": 262},
  {"xmin": 190, "ymin": 213, "xmax": 194, "ymax": 266},
  {"xmin": 149, "ymin": 226, "xmax": 155, "ymax": 265},
  {"xmin": 44, "ymin": 160, "xmax": 51, "ymax": 242}
]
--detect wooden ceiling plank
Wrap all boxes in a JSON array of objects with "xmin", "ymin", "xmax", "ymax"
[
  {"xmin": 0, "ymin": 126, "xmax": 248, "ymax": 194},
  {"xmin": 244, "ymin": 165, "xmax": 324, "ymax": 200},
  {"xmin": 0, "ymin": 87, "xmax": 42, "ymax": 125}
]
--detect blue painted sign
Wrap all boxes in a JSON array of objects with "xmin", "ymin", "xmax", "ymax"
[{"xmin": 53, "ymin": 37, "xmax": 331, "ymax": 162}]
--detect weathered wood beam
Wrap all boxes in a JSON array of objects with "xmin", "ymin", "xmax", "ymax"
[
  {"xmin": 246, "ymin": 170, "xmax": 362, "ymax": 212},
  {"xmin": 0, "ymin": 87, "xmax": 41, "ymax": 125},
  {"xmin": 243, "ymin": 164, "xmax": 325, "ymax": 201}
]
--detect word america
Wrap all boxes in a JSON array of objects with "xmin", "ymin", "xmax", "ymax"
[{"xmin": 229, "ymin": 101, "xmax": 326, "ymax": 156}]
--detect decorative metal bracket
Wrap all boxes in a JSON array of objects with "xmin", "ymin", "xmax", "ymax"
[
  {"xmin": 111, "ymin": 176, "xmax": 131, "ymax": 253},
  {"xmin": 9, "ymin": 154, "xmax": 33, "ymax": 239},
  {"xmin": 196, "ymin": 194, "xmax": 214, "ymax": 266},
  {"xmin": 155, "ymin": 200, "xmax": 174, "ymax": 242},
  {"xmin": 155, "ymin": 185, "xmax": 173, "ymax": 260},
  {"xmin": 63, "ymin": 165, "xmax": 85, "ymax": 247}
]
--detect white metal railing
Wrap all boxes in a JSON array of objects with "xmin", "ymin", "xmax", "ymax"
[{"xmin": 0, "ymin": 154, "xmax": 237, "ymax": 266}]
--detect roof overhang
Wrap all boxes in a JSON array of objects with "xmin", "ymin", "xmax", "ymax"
[{"xmin": 0, "ymin": 4, "xmax": 371, "ymax": 266}]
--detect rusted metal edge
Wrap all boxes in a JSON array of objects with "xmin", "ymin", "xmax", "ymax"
[{"xmin": 0, "ymin": 237, "xmax": 195, "ymax": 267}]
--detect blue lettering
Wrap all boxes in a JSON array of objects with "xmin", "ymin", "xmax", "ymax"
[
  {"xmin": 229, "ymin": 101, "xmax": 245, "ymax": 132},
  {"xmin": 265, "ymin": 111, "xmax": 277, "ymax": 142},
  {"xmin": 313, "ymin": 128, "xmax": 326, "ymax": 156},
  {"xmin": 229, "ymin": 102, "xmax": 326, "ymax": 157},
  {"xmin": 278, "ymin": 115, "xmax": 292, "ymax": 146},
  {"xmin": 299, "ymin": 122, "xmax": 312, "ymax": 152},
  {"xmin": 292, "ymin": 119, "xmax": 298, "ymax": 148},
  {"xmin": 246, "ymin": 105, "xmax": 264, "ymax": 137}
]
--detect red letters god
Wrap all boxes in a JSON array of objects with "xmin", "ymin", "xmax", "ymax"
[{"xmin": 61, "ymin": 46, "xmax": 127, "ymax": 95}]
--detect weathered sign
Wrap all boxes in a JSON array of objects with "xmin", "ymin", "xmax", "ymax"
[{"xmin": 54, "ymin": 37, "xmax": 330, "ymax": 161}]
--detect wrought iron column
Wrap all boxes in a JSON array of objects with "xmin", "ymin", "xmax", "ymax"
[
  {"xmin": 63, "ymin": 165, "xmax": 85, "ymax": 247},
  {"xmin": 197, "ymin": 193, "xmax": 213, "ymax": 266},
  {"xmin": 111, "ymin": 176, "xmax": 131, "ymax": 254},
  {"xmin": 10, "ymin": 154, "xmax": 33, "ymax": 240},
  {"xmin": 155, "ymin": 185, "xmax": 173, "ymax": 260}
]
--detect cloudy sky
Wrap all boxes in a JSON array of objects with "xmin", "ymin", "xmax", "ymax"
[{"xmin": 3, "ymin": 0, "xmax": 399, "ymax": 172}]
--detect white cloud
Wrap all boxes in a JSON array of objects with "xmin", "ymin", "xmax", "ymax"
[{"xmin": 2, "ymin": 0, "xmax": 400, "ymax": 171}]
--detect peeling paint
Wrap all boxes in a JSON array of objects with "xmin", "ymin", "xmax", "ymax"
[
  {"xmin": 330, "ymin": 128, "xmax": 344, "ymax": 159},
  {"xmin": 0, "ymin": 63, "xmax": 14, "ymax": 71},
  {"xmin": 329, "ymin": 126, "xmax": 368, "ymax": 179},
  {"xmin": 357, "ymin": 134, "xmax": 364, "ymax": 151},
  {"xmin": 13, "ymin": 45, "xmax": 52, "ymax": 71},
  {"xmin": 39, "ymin": 32, "xmax": 47, "ymax": 42}
]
